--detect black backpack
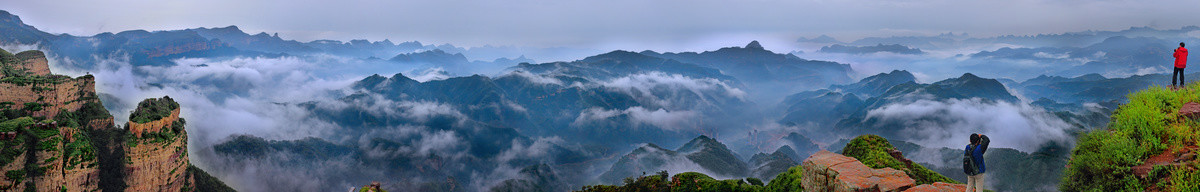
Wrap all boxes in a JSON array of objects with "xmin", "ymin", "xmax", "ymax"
[{"xmin": 963, "ymin": 144, "xmax": 980, "ymax": 175}]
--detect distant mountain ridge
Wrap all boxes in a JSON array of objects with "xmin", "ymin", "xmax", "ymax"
[
  {"xmin": 642, "ymin": 41, "xmax": 855, "ymax": 92},
  {"xmin": 599, "ymin": 135, "xmax": 757, "ymax": 183}
]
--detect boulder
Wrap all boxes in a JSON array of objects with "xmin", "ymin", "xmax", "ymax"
[
  {"xmin": 902, "ymin": 182, "xmax": 967, "ymax": 192},
  {"xmin": 802, "ymin": 150, "xmax": 916, "ymax": 192},
  {"xmin": 1181, "ymin": 102, "xmax": 1200, "ymax": 120}
]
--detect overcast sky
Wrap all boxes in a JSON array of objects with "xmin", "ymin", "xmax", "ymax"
[{"xmin": 3, "ymin": 0, "xmax": 1197, "ymax": 51}]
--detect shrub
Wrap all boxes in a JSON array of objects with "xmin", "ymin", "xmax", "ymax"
[
  {"xmin": 1061, "ymin": 84, "xmax": 1200, "ymax": 191},
  {"xmin": 841, "ymin": 134, "xmax": 956, "ymax": 185},
  {"xmin": 129, "ymin": 96, "xmax": 178, "ymax": 124},
  {"xmin": 764, "ymin": 165, "xmax": 805, "ymax": 191}
]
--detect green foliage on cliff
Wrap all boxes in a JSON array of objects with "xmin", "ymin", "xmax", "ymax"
[
  {"xmin": 0, "ymin": 75, "xmax": 68, "ymax": 86},
  {"xmin": 1, "ymin": 118, "xmax": 35, "ymax": 167},
  {"xmin": 1061, "ymin": 84, "xmax": 1200, "ymax": 191},
  {"xmin": 763, "ymin": 165, "xmax": 804, "ymax": 191},
  {"xmin": 578, "ymin": 171, "xmax": 768, "ymax": 192},
  {"xmin": 61, "ymin": 130, "xmax": 96, "ymax": 170},
  {"xmin": 129, "ymin": 96, "xmax": 179, "ymax": 124},
  {"xmin": 5, "ymin": 170, "xmax": 23, "ymax": 184},
  {"xmin": 841, "ymin": 134, "xmax": 957, "ymax": 185},
  {"xmin": 0, "ymin": 49, "xmax": 19, "ymax": 77},
  {"xmin": 139, "ymin": 118, "xmax": 186, "ymax": 144},
  {"xmin": 75, "ymin": 101, "xmax": 111, "ymax": 129},
  {"xmin": 188, "ymin": 165, "xmax": 237, "ymax": 192}
]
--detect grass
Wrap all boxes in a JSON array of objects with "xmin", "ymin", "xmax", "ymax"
[{"xmin": 1061, "ymin": 83, "xmax": 1200, "ymax": 191}]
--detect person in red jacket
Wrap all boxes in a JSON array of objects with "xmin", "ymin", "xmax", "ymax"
[{"xmin": 1174, "ymin": 42, "xmax": 1188, "ymax": 88}]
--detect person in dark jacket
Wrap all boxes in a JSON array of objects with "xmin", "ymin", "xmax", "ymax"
[
  {"xmin": 1174, "ymin": 42, "xmax": 1188, "ymax": 88},
  {"xmin": 965, "ymin": 133, "xmax": 990, "ymax": 192}
]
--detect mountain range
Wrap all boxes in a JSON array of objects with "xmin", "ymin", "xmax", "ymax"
[{"xmin": 1, "ymin": 9, "xmax": 1195, "ymax": 192}]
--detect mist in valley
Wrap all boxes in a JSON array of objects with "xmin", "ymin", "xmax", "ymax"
[{"xmin": 1, "ymin": 1, "xmax": 1198, "ymax": 190}]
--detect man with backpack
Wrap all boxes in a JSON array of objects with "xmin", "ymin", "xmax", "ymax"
[
  {"xmin": 963, "ymin": 133, "xmax": 990, "ymax": 192},
  {"xmin": 1174, "ymin": 42, "xmax": 1188, "ymax": 88}
]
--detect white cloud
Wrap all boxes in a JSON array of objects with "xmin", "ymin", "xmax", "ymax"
[
  {"xmin": 599, "ymin": 72, "xmax": 746, "ymax": 108},
  {"xmin": 496, "ymin": 137, "xmax": 563, "ymax": 162},
  {"xmin": 408, "ymin": 67, "xmax": 451, "ymax": 82},
  {"xmin": 1033, "ymin": 52, "xmax": 1069, "ymax": 59},
  {"xmin": 501, "ymin": 70, "xmax": 564, "ymax": 86},
  {"xmin": 864, "ymin": 98, "xmax": 1073, "ymax": 152},
  {"xmin": 573, "ymin": 107, "xmax": 699, "ymax": 131}
]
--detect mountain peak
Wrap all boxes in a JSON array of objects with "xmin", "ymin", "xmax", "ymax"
[
  {"xmin": 746, "ymin": 41, "xmax": 764, "ymax": 50},
  {"xmin": 217, "ymin": 25, "xmax": 242, "ymax": 32},
  {"xmin": 677, "ymin": 135, "xmax": 725, "ymax": 153},
  {"xmin": 0, "ymin": 10, "xmax": 22, "ymax": 24},
  {"xmin": 959, "ymin": 73, "xmax": 980, "ymax": 79}
]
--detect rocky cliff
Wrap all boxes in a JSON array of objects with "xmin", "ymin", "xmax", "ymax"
[
  {"xmin": 0, "ymin": 49, "xmax": 228, "ymax": 191},
  {"xmin": 123, "ymin": 100, "xmax": 192, "ymax": 192},
  {"xmin": 801, "ymin": 150, "xmax": 964, "ymax": 192}
]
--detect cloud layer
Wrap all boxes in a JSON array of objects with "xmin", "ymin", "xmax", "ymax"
[{"xmin": 865, "ymin": 98, "xmax": 1073, "ymax": 152}]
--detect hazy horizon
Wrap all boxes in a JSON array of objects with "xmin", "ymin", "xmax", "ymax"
[{"xmin": 4, "ymin": 0, "xmax": 1199, "ymax": 51}]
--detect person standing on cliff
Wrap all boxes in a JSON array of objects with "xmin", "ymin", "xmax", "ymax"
[
  {"xmin": 1173, "ymin": 42, "xmax": 1189, "ymax": 89},
  {"xmin": 965, "ymin": 133, "xmax": 990, "ymax": 192}
]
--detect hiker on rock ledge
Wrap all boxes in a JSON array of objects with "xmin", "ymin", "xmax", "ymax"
[{"xmin": 964, "ymin": 133, "xmax": 990, "ymax": 192}]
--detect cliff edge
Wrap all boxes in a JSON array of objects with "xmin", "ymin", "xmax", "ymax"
[{"xmin": 0, "ymin": 49, "xmax": 232, "ymax": 191}]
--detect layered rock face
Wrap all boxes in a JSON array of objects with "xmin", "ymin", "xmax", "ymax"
[
  {"xmin": 128, "ymin": 108, "xmax": 180, "ymax": 137},
  {"xmin": 1, "ymin": 49, "xmax": 205, "ymax": 191},
  {"xmin": 13, "ymin": 50, "xmax": 50, "ymax": 76},
  {"xmin": 124, "ymin": 108, "xmax": 192, "ymax": 192},
  {"xmin": 802, "ymin": 150, "xmax": 914, "ymax": 192},
  {"xmin": 1, "ymin": 49, "xmax": 103, "ymax": 191},
  {"xmin": 799, "ymin": 150, "xmax": 967, "ymax": 192},
  {"xmin": 0, "ymin": 51, "xmax": 98, "ymax": 119}
]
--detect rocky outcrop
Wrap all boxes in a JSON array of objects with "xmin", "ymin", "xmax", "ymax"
[
  {"xmin": 802, "ymin": 150, "xmax": 915, "ymax": 192},
  {"xmin": 1181, "ymin": 102, "xmax": 1200, "ymax": 120},
  {"xmin": 14, "ymin": 50, "xmax": 50, "ymax": 76},
  {"xmin": 0, "ymin": 50, "xmax": 100, "ymax": 119},
  {"xmin": 128, "ymin": 108, "xmax": 180, "ymax": 137},
  {"xmin": 800, "ymin": 150, "xmax": 968, "ymax": 192},
  {"xmin": 124, "ymin": 123, "xmax": 191, "ymax": 192},
  {"xmin": 0, "ymin": 50, "xmax": 224, "ymax": 191}
]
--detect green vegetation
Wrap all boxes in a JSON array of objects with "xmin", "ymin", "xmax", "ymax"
[
  {"xmin": 61, "ymin": 130, "xmax": 96, "ymax": 170},
  {"xmin": 21, "ymin": 102, "xmax": 42, "ymax": 114},
  {"xmin": 1, "ymin": 117, "xmax": 35, "ymax": 167},
  {"xmin": 5, "ymin": 169, "xmax": 23, "ymax": 183},
  {"xmin": 578, "ymin": 171, "xmax": 769, "ymax": 192},
  {"xmin": 140, "ymin": 118, "xmax": 186, "ymax": 144},
  {"xmin": 841, "ymin": 134, "xmax": 957, "ymax": 185},
  {"xmin": 0, "ymin": 75, "xmax": 68, "ymax": 86},
  {"xmin": 75, "ymin": 102, "xmax": 111, "ymax": 129},
  {"xmin": 1061, "ymin": 84, "xmax": 1200, "ymax": 191},
  {"xmin": 128, "ymin": 96, "xmax": 178, "ymax": 124},
  {"xmin": 0, "ymin": 49, "xmax": 22, "ymax": 77},
  {"xmin": 763, "ymin": 166, "xmax": 804, "ymax": 191}
]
